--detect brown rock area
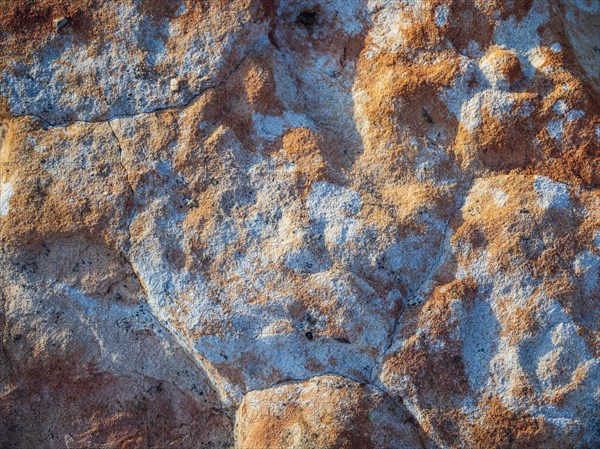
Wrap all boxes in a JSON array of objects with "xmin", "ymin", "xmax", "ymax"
[
  {"xmin": 1, "ymin": 0, "xmax": 599, "ymax": 448},
  {"xmin": 234, "ymin": 375, "xmax": 425, "ymax": 449}
]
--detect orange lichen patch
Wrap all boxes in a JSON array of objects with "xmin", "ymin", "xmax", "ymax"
[
  {"xmin": 375, "ymin": 0, "xmax": 497, "ymax": 54},
  {"xmin": 210, "ymin": 356, "xmax": 251, "ymax": 392},
  {"xmin": 536, "ymin": 66, "xmax": 598, "ymax": 113},
  {"xmin": 453, "ymin": 95, "xmax": 540, "ymax": 173},
  {"xmin": 355, "ymin": 50, "xmax": 460, "ymax": 147},
  {"xmin": 530, "ymin": 148, "xmax": 600, "ymax": 191},
  {"xmin": 356, "ymin": 200, "xmax": 396, "ymax": 234},
  {"xmin": 382, "ymin": 334, "xmax": 469, "ymax": 440},
  {"xmin": 0, "ymin": 0, "xmax": 93, "ymax": 38},
  {"xmin": 480, "ymin": 46, "xmax": 525, "ymax": 86},
  {"xmin": 498, "ymin": 303, "xmax": 539, "ymax": 345},
  {"xmin": 281, "ymin": 128, "xmax": 327, "ymax": 187},
  {"xmin": 518, "ymin": 68, "xmax": 600, "ymax": 187},
  {"xmin": 438, "ymin": 277, "xmax": 479, "ymax": 304},
  {"xmin": 458, "ymin": 176, "xmax": 594, "ymax": 335},
  {"xmin": 376, "ymin": 182, "xmax": 456, "ymax": 224},
  {"xmin": 382, "ymin": 280, "xmax": 474, "ymax": 415},
  {"xmin": 510, "ymin": 377, "xmax": 536, "ymax": 399},
  {"xmin": 243, "ymin": 58, "xmax": 279, "ymax": 114},
  {"xmin": 136, "ymin": 0, "xmax": 184, "ymax": 21},
  {"xmin": 272, "ymin": 277, "xmax": 383, "ymax": 357},
  {"xmin": 576, "ymin": 189, "xmax": 600, "ymax": 252},
  {"xmin": 235, "ymin": 376, "xmax": 422, "ymax": 449},
  {"xmin": 162, "ymin": 0, "xmax": 253, "ymax": 43},
  {"xmin": 0, "ymin": 0, "xmax": 176, "ymax": 65},
  {"xmin": 536, "ymin": 116, "xmax": 600, "ymax": 188},
  {"xmin": 445, "ymin": 0, "xmax": 496, "ymax": 53},
  {"xmin": 212, "ymin": 50, "xmax": 289, "ymax": 153},
  {"xmin": 544, "ymin": 362, "xmax": 592, "ymax": 406},
  {"xmin": 497, "ymin": 0, "xmax": 534, "ymax": 21},
  {"xmin": 199, "ymin": 53, "xmax": 283, "ymax": 144},
  {"xmin": 282, "ymin": 127, "xmax": 357, "ymax": 192},
  {"xmin": 166, "ymin": 247, "xmax": 186, "ymax": 271},
  {"xmin": 357, "ymin": 49, "xmax": 460, "ymax": 101},
  {"xmin": 531, "ymin": 239, "xmax": 576, "ymax": 279},
  {"xmin": 145, "ymin": 0, "xmax": 246, "ymax": 25},
  {"xmin": 0, "ymin": 118, "xmax": 132, "ymax": 252},
  {"xmin": 275, "ymin": 4, "xmax": 366, "ymax": 66},
  {"xmin": 170, "ymin": 89, "xmax": 228, "ymax": 161},
  {"xmin": 286, "ymin": 284, "xmax": 340, "ymax": 321},
  {"xmin": 422, "ymin": 279, "xmax": 478, "ymax": 339},
  {"xmin": 395, "ymin": 2, "xmax": 445, "ymax": 50},
  {"xmin": 537, "ymin": 44, "xmax": 570, "ymax": 77},
  {"xmin": 133, "ymin": 109, "xmax": 180, "ymax": 155},
  {"xmin": 457, "ymin": 220, "xmax": 489, "ymax": 255},
  {"xmin": 315, "ymin": 138, "xmax": 362, "ymax": 182},
  {"xmin": 211, "ymin": 96, "xmax": 256, "ymax": 154},
  {"xmin": 179, "ymin": 120, "xmax": 249, "ymax": 230},
  {"xmin": 469, "ymin": 396, "xmax": 549, "ymax": 449},
  {"xmin": 0, "ymin": 98, "xmax": 10, "ymax": 120},
  {"xmin": 379, "ymin": 183, "xmax": 430, "ymax": 220}
]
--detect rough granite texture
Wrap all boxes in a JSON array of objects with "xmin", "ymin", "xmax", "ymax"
[{"xmin": 0, "ymin": 0, "xmax": 599, "ymax": 448}]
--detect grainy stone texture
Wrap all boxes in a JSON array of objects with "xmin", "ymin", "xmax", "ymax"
[
  {"xmin": 234, "ymin": 375, "xmax": 426, "ymax": 449},
  {"xmin": 0, "ymin": 0, "xmax": 599, "ymax": 448}
]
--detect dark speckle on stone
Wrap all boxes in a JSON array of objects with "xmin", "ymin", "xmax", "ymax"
[
  {"xmin": 297, "ymin": 10, "xmax": 316, "ymax": 27},
  {"xmin": 53, "ymin": 17, "xmax": 68, "ymax": 32},
  {"xmin": 305, "ymin": 331, "xmax": 314, "ymax": 340},
  {"xmin": 422, "ymin": 108, "xmax": 434, "ymax": 124},
  {"xmin": 305, "ymin": 313, "xmax": 317, "ymax": 326}
]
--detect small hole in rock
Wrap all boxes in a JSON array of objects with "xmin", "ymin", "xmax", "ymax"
[
  {"xmin": 422, "ymin": 108, "xmax": 434, "ymax": 124},
  {"xmin": 297, "ymin": 10, "xmax": 316, "ymax": 27},
  {"xmin": 305, "ymin": 331, "xmax": 314, "ymax": 340}
]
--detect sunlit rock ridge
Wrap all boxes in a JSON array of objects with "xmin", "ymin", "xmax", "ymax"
[{"xmin": 1, "ymin": 1, "xmax": 599, "ymax": 448}]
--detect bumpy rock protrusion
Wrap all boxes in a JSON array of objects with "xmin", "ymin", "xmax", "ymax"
[{"xmin": 235, "ymin": 375, "xmax": 426, "ymax": 449}]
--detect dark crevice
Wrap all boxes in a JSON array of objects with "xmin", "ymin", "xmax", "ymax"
[{"xmin": 296, "ymin": 10, "xmax": 317, "ymax": 28}]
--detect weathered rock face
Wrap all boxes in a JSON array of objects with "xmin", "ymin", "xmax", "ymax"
[
  {"xmin": 234, "ymin": 375, "xmax": 426, "ymax": 449},
  {"xmin": 1, "ymin": 0, "xmax": 598, "ymax": 448}
]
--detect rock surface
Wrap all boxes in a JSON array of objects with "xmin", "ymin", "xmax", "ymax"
[
  {"xmin": 235, "ymin": 375, "xmax": 426, "ymax": 449},
  {"xmin": 1, "ymin": 0, "xmax": 599, "ymax": 448}
]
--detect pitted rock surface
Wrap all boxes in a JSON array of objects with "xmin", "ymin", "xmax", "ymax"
[{"xmin": 1, "ymin": 1, "xmax": 599, "ymax": 448}]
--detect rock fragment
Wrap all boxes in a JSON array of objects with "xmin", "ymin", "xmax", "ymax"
[
  {"xmin": 53, "ymin": 17, "xmax": 68, "ymax": 31},
  {"xmin": 235, "ymin": 375, "xmax": 425, "ymax": 449}
]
